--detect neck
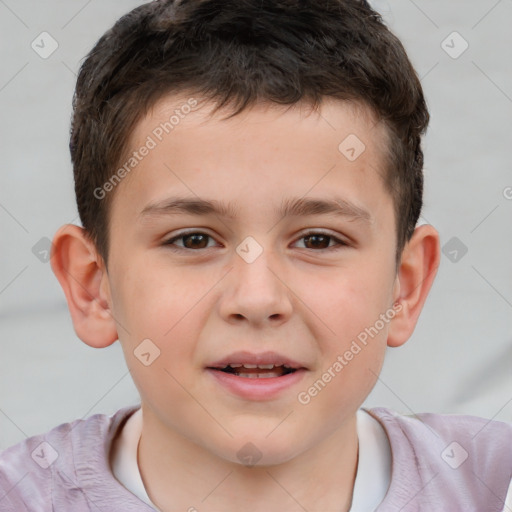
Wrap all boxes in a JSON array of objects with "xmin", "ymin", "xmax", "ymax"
[{"xmin": 137, "ymin": 406, "xmax": 359, "ymax": 512}]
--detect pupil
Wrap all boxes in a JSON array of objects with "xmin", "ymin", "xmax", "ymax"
[
  {"xmin": 185, "ymin": 234, "xmax": 208, "ymax": 249},
  {"xmin": 305, "ymin": 235, "xmax": 329, "ymax": 249}
]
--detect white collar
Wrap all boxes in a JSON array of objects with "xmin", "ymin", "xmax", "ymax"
[
  {"xmin": 111, "ymin": 407, "xmax": 391, "ymax": 511},
  {"xmin": 351, "ymin": 409, "xmax": 392, "ymax": 510}
]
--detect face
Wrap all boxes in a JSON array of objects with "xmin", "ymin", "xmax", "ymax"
[{"xmin": 103, "ymin": 95, "xmax": 400, "ymax": 465}]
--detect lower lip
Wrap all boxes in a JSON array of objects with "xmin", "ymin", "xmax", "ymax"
[{"xmin": 206, "ymin": 368, "xmax": 307, "ymax": 400}]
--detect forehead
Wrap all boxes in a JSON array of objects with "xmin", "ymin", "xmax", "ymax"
[{"xmin": 111, "ymin": 94, "xmax": 393, "ymax": 228}]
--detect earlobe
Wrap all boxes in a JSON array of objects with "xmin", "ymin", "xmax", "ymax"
[
  {"xmin": 50, "ymin": 224, "xmax": 118, "ymax": 348},
  {"xmin": 387, "ymin": 224, "xmax": 440, "ymax": 348}
]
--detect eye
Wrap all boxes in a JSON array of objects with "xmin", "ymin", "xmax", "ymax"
[
  {"xmin": 163, "ymin": 230, "xmax": 349, "ymax": 252},
  {"xmin": 294, "ymin": 231, "xmax": 349, "ymax": 251},
  {"xmin": 163, "ymin": 231, "xmax": 219, "ymax": 250}
]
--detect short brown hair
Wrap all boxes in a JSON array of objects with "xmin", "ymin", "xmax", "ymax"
[{"xmin": 70, "ymin": 0, "xmax": 429, "ymax": 267}]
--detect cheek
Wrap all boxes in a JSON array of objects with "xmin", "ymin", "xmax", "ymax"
[
  {"xmin": 305, "ymin": 322, "xmax": 388, "ymax": 419},
  {"xmin": 112, "ymin": 272, "xmax": 207, "ymax": 414},
  {"xmin": 297, "ymin": 262, "xmax": 392, "ymax": 395},
  {"xmin": 109, "ymin": 256, "xmax": 196, "ymax": 337},
  {"xmin": 298, "ymin": 264, "xmax": 392, "ymax": 343},
  {"xmin": 109, "ymin": 259, "xmax": 213, "ymax": 378}
]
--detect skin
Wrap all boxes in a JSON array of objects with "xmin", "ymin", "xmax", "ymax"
[{"xmin": 51, "ymin": 95, "xmax": 440, "ymax": 512}]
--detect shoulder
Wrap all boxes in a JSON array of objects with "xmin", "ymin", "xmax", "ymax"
[
  {"xmin": 0, "ymin": 404, "xmax": 140, "ymax": 512},
  {"xmin": 368, "ymin": 406, "xmax": 512, "ymax": 449},
  {"xmin": 366, "ymin": 407, "xmax": 512, "ymax": 511}
]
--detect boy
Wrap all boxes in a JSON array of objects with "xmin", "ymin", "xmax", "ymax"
[{"xmin": 1, "ymin": 0, "xmax": 512, "ymax": 510}]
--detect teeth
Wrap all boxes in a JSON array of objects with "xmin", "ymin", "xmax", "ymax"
[
  {"xmin": 237, "ymin": 372, "xmax": 281, "ymax": 379},
  {"xmin": 228, "ymin": 363, "xmax": 277, "ymax": 369}
]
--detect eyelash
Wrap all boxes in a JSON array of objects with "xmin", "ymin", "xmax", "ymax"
[{"xmin": 162, "ymin": 230, "xmax": 349, "ymax": 252}]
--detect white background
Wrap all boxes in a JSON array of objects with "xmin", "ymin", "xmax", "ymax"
[{"xmin": 0, "ymin": 0, "xmax": 511, "ymax": 450}]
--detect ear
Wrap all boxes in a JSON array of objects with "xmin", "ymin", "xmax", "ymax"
[
  {"xmin": 50, "ymin": 224, "xmax": 118, "ymax": 348},
  {"xmin": 387, "ymin": 224, "xmax": 440, "ymax": 348}
]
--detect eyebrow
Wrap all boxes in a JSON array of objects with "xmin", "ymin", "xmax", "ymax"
[{"xmin": 139, "ymin": 196, "xmax": 373, "ymax": 224}]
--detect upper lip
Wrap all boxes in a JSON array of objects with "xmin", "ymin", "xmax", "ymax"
[{"xmin": 207, "ymin": 351, "xmax": 308, "ymax": 370}]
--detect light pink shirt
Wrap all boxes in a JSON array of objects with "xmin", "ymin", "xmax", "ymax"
[{"xmin": 1, "ymin": 403, "xmax": 512, "ymax": 510}]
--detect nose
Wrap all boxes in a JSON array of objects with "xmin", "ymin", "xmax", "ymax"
[{"xmin": 218, "ymin": 245, "xmax": 293, "ymax": 327}]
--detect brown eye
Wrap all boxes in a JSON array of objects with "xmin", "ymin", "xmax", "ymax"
[
  {"xmin": 182, "ymin": 233, "xmax": 210, "ymax": 249},
  {"xmin": 164, "ymin": 232, "xmax": 216, "ymax": 250},
  {"xmin": 302, "ymin": 234, "xmax": 331, "ymax": 249},
  {"xmin": 295, "ymin": 232, "xmax": 347, "ymax": 251}
]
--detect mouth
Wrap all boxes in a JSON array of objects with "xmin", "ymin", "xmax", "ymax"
[
  {"xmin": 206, "ymin": 363, "xmax": 307, "ymax": 400},
  {"xmin": 205, "ymin": 351, "xmax": 308, "ymax": 399}
]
